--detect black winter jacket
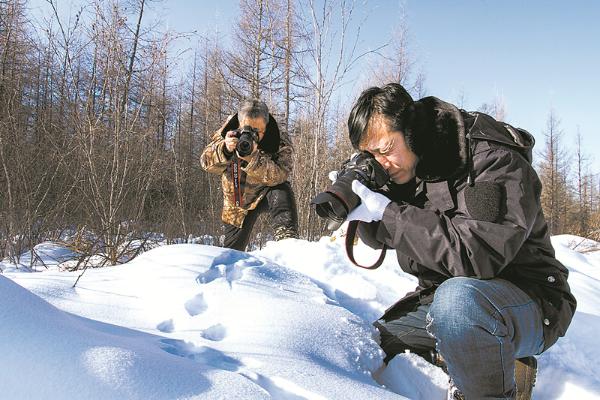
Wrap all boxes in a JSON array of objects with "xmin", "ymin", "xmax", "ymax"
[{"xmin": 358, "ymin": 97, "xmax": 576, "ymax": 351}]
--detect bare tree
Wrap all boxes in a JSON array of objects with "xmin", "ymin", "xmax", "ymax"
[
  {"xmin": 569, "ymin": 127, "xmax": 598, "ymax": 238},
  {"xmin": 478, "ymin": 92, "xmax": 507, "ymax": 121},
  {"xmin": 0, "ymin": 0, "xmax": 75, "ymax": 264},
  {"xmin": 289, "ymin": 0, "xmax": 381, "ymax": 240},
  {"xmin": 589, "ymin": 175, "xmax": 600, "ymax": 240},
  {"xmin": 8, "ymin": 0, "xmax": 599, "ymax": 271},
  {"xmin": 455, "ymin": 87, "xmax": 468, "ymax": 109},
  {"xmin": 538, "ymin": 110, "xmax": 571, "ymax": 235},
  {"xmin": 364, "ymin": 5, "xmax": 413, "ymax": 88},
  {"xmin": 222, "ymin": 0, "xmax": 284, "ymax": 101}
]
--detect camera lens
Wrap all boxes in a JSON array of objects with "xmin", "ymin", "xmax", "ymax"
[
  {"xmin": 237, "ymin": 138, "xmax": 252, "ymax": 156},
  {"xmin": 236, "ymin": 131, "xmax": 255, "ymax": 157},
  {"xmin": 311, "ymin": 151, "xmax": 389, "ymax": 230},
  {"xmin": 311, "ymin": 172, "xmax": 362, "ymax": 230},
  {"xmin": 313, "ymin": 192, "xmax": 347, "ymax": 220}
]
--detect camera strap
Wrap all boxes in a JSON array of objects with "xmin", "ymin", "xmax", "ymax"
[
  {"xmin": 345, "ymin": 221, "xmax": 386, "ymax": 269},
  {"xmin": 231, "ymin": 156, "xmax": 243, "ymax": 207}
]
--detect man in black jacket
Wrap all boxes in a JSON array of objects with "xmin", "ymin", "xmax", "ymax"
[{"xmin": 345, "ymin": 83, "xmax": 576, "ymax": 399}]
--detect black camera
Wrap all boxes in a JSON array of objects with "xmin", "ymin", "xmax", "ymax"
[
  {"xmin": 235, "ymin": 125, "xmax": 259, "ymax": 157},
  {"xmin": 311, "ymin": 151, "xmax": 389, "ymax": 230}
]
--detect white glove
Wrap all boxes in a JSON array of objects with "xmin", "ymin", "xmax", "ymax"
[
  {"xmin": 328, "ymin": 170, "xmax": 338, "ymax": 183},
  {"xmin": 346, "ymin": 180, "xmax": 391, "ymax": 223}
]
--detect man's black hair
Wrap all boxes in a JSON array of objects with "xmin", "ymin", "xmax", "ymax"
[{"xmin": 347, "ymin": 83, "xmax": 414, "ymax": 149}]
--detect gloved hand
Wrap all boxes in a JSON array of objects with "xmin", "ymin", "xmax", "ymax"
[
  {"xmin": 346, "ymin": 180, "xmax": 391, "ymax": 223},
  {"xmin": 328, "ymin": 170, "xmax": 338, "ymax": 183}
]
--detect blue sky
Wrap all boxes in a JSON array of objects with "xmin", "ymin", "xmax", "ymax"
[
  {"xmin": 29, "ymin": 0, "xmax": 600, "ymax": 172},
  {"xmin": 404, "ymin": 1, "xmax": 600, "ymax": 172}
]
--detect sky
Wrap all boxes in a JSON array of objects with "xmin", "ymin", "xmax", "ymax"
[
  {"xmin": 3, "ymin": 234, "xmax": 600, "ymax": 398},
  {"xmin": 27, "ymin": 0, "xmax": 600, "ymax": 173}
]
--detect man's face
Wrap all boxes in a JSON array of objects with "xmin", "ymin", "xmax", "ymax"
[
  {"xmin": 239, "ymin": 116, "xmax": 267, "ymax": 141},
  {"xmin": 359, "ymin": 115, "xmax": 419, "ymax": 184}
]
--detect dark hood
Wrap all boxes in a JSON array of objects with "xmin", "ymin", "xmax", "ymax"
[
  {"xmin": 404, "ymin": 96, "xmax": 535, "ymax": 182},
  {"xmin": 468, "ymin": 112, "xmax": 535, "ymax": 163},
  {"xmin": 219, "ymin": 112, "xmax": 281, "ymax": 154},
  {"xmin": 403, "ymin": 96, "xmax": 468, "ymax": 182}
]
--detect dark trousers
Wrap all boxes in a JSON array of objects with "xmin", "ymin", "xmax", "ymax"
[
  {"xmin": 374, "ymin": 304, "xmax": 437, "ymax": 364},
  {"xmin": 223, "ymin": 181, "xmax": 298, "ymax": 251}
]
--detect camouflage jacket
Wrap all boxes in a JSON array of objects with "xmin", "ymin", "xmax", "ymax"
[{"xmin": 200, "ymin": 114, "xmax": 293, "ymax": 228}]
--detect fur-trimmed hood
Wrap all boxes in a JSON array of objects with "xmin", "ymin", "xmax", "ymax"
[
  {"xmin": 403, "ymin": 96, "xmax": 468, "ymax": 182},
  {"xmin": 218, "ymin": 112, "xmax": 281, "ymax": 154},
  {"xmin": 404, "ymin": 96, "xmax": 535, "ymax": 182}
]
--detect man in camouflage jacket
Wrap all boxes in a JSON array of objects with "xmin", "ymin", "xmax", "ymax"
[{"xmin": 201, "ymin": 100, "xmax": 298, "ymax": 250}]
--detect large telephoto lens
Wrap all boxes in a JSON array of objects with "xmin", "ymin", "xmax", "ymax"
[
  {"xmin": 311, "ymin": 151, "xmax": 389, "ymax": 230},
  {"xmin": 311, "ymin": 173, "xmax": 362, "ymax": 230}
]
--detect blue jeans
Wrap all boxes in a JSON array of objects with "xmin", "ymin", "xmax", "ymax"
[{"xmin": 427, "ymin": 277, "xmax": 545, "ymax": 399}]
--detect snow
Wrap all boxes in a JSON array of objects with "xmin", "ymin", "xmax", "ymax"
[
  {"xmin": 0, "ymin": 241, "xmax": 80, "ymax": 272},
  {"xmin": 2, "ymin": 234, "xmax": 600, "ymax": 399}
]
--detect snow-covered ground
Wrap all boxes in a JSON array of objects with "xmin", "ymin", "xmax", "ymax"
[{"xmin": 2, "ymin": 234, "xmax": 599, "ymax": 399}]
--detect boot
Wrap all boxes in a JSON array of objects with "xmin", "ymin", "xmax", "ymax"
[
  {"xmin": 274, "ymin": 226, "xmax": 298, "ymax": 241},
  {"xmin": 430, "ymin": 350, "xmax": 447, "ymax": 371},
  {"xmin": 433, "ymin": 351, "xmax": 465, "ymax": 400},
  {"xmin": 447, "ymin": 379, "xmax": 465, "ymax": 400},
  {"xmin": 515, "ymin": 356, "xmax": 537, "ymax": 400},
  {"xmin": 440, "ymin": 353, "xmax": 536, "ymax": 399}
]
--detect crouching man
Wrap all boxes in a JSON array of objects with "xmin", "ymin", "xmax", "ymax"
[
  {"xmin": 201, "ymin": 99, "xmax": 298, "ymax": 251},
  {"xmin": 345, "ymin": 83, "xmax": 576, "ymax": 399}
]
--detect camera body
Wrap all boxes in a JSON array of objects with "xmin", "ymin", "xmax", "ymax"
[
  {"xmin": 311, "ymin": 151, "xmax": 389, "ymax": 230},
  {"xmin": 234, "ymin": 125, "xmax": 259, "ymax": 157}
]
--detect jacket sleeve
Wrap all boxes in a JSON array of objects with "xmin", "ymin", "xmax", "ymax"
[
  {"xmin": 241, "ymin": 141, "xmax": 293, "ymax": 186},
  {"xmin": 357, "ymin": 221, "xmax": 386, "ymax": 249},
  {"xmin": 375, "ymin": 146, "xmax": 541, "ymax": 279},
  {"xmin": 200, "ymin": 131, "xmax": 231, "ymax": 175}
]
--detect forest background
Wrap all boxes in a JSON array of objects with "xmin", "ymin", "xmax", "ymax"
[{"xmin": 1, "ymin": 0, "xmax": 598, "ymax": 268}]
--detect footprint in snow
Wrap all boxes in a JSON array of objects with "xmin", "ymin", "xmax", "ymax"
[
  {"xmin": 156, "ymin": 318, "xmax": 175, "ymax": 333},
  {"xmin": 159, "ymin": 338, "xmax": 241, "ymax": 371},
  {"xmin": 184, "ymin": 292, "xmax": 208, "ymax": 316},
  {"xmin": 196, "ymin": 250, "xmax": 263, "ymax": 287},
  {"xmin": 238, "ymin": 370, "xmax": 319, "ymax": 400},
  {"xmin": 201, "ymin": 323, "xmax": 227, "ymax": 341}
]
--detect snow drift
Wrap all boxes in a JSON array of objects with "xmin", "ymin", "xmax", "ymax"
[{"xmin": 2, "ymin": 235, "xmax": 599, "ymax": 399}]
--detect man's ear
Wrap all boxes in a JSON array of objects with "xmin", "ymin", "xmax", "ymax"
[
  {"xmin": 260, "ymin": 113, "xmax": 281, "ymax": 153},
  {"xmin": 220, "ymin": 113, "xmax": 240, "ymax": 138}
]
